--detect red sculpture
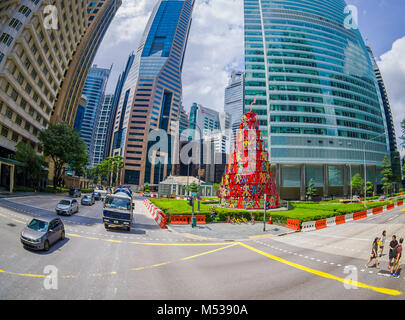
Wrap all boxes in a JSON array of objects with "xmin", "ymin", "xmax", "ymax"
[{"xmin": 219, "ymin": 111, "xmax": 279, "ymax": 209}]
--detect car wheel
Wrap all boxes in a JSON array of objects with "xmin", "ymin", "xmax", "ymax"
[
  {"xmin": 104, "ymin": 223, "xmax": 109, "ymax": 230},
  {"xmin": 44, "ymin": 240, "xmax": 50, "ymax": 251},
  {"xmin": 61, "ymin": 230, "xmax": 65, "ymax": 241},
  {"xmin": 127, "ymin": 226, "xmax": 131, "ymax": 232}
]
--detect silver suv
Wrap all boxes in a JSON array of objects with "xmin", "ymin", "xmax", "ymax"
[{"xmin": 56, "ymin": 198, "xmax": 79, "ymax": 216}]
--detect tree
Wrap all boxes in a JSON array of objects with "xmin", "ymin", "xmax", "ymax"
[
  {"xmin": 112, "ymin": 155, "xmax": 124, "ymax": 186},
  {"xmin": 366, "ymin": 181, "xmax": 374, "ymax": 197},
  {"xmin": 382, "ymin": 155, "xmax": 394, "ymax": 195},
  {"xmin": 15, "ymin": 142, "xmax": 48, "ymax": 190},
  {"xmin": 306, "ymin": 178, "xmax": 317, "ymax": 199},
  {"xmin": 143, "ymin": 182, "xmax": 150, "ymax": 193},
  {"xmin": 351, "ymin": 174, "xmax": 364, "ymax": 196},
  {"xmin": 186, "ymin": 182, "xmax": 198, "ymax": 194},
  {"xmin": 39, "ymin": 123, "xmax": 89, "ymax": 190}
]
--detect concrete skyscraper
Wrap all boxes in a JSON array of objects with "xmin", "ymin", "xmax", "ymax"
[
  {"xmin": 0, "ymin": 0, "xmax": 88, "ymax": 157},
  {"xmin": 52, "ymin": 0, "xmax": 121, "ymax": 127},
  {"xmin": 92, "ymin": 93, "xmax": 114, "ymax": 166},
  {"xmin": 244, "ymin": 0, "xmax": 391, "ymax": 200},
  {"xmin": 111, "ymin": 0, "xmax": 195, "ymax": 187}
]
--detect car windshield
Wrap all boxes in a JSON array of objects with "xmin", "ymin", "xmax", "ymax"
[
  {"xmin": 28, "ymin": 219, "xmax": 48, "ymax": 232},
  {"xmin": 83, "ymin": 196, "xmax": 90, "ymax": 200},
  {"xmin": 59, "ymin": 200, "xmax": 71, "ymax": 205},
  {"xmin": 104, "ymin": 197, "xmax": 131, "ymax": 210}
]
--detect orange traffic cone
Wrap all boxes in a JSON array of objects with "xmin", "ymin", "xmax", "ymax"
[{"xmin": 268, "ymin": 216, "xmax": 272, "ymax": 225}]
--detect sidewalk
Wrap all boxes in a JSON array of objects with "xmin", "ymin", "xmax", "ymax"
[{"xmin": 168, "ymin": 221, "xmax": 296, "ymax": 241}]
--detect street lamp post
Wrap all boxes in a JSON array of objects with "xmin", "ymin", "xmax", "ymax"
[{"xmin": 363, "ymin": 132, "xmax": 387, "ymax": 207}]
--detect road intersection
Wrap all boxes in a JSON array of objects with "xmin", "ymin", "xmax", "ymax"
[{"xmin": 0, "ymin": 194, "xmax": 404, "ymax": 300}]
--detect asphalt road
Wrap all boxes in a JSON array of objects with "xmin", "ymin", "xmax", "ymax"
[{"xmin": 0, "ymin": 194, "xmax": 404, "ymax": 300}]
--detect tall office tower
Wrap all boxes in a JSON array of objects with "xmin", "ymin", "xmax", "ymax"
[
  {"xmin": 224, "ymin": 71, "xmax": 245, "ymax": 142},
  {"xmin": 244, "ymin": 0, "xmax": 390, "ymax": 200},
  {"xmin": 0, "ymin": 0, "xmax": 89, "ymax": 158},
  {"xmin": 111, "ymin": 0, "xmax": 195, "ymax": 187},
  {"xmin": 52, "ymin": 0, "xmax": 121, "ymax": 127},
  {"xmin": 92, "ymin": 93, "xmax": 114, "ymax": 166},
  {"xmin": 74, "ymin": 96, "xmax": 87, "ymax": 132},
  {"xmin": 367, "ymin": 45, "xmax": 401, "ymax": 183},
  {"xmin": 189, "ymin": 103, "xmax": 221, "ymax": 137},
  {"xmin": 105, "ymin": 52, "xmax": 135, "ymax": 159},
  {"xmin": 76, "ymin": 65, "xmax": 111, "ymax": 165},
  {"xmin": 179, "ymin": 105, "xmax": 190, "ymax": 136}
]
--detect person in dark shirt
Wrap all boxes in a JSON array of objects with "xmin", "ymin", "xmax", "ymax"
[
  {"xmin": 388, "ymin": 235, "xmax": 398, "ymax": 269},
  {"xmin": 391, "ymin": 238, "xmax": 403, "ymax": 278}
]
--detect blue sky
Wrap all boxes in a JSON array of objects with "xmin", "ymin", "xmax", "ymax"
[
  {"xmin": 349, "ymin": 0, "xmax": 405, "ymax": 56},
  {"xmin": 94, "ymin": 0, "xmax": 405, "ymax": 151}
]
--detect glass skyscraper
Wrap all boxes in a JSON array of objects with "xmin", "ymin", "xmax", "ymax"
[
  {"xmin": 111, "ymin": 0, "xmax": 195, "ymax": 186},
  {"xmin": 244, "ymin": 0, "xmax": 390, "ymax": 199},
  {"xmin": 76, "ymin": 65, "xmax": 111, "ymax": 166}
]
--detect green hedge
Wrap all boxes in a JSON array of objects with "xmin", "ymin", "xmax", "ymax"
[
  {"xmin": 81, "ymin": 189, "xmax": 94, "ymax": 194},
  {"xmin": 149, "ymin": 198, "xmax": 401, "ymax": 224}
]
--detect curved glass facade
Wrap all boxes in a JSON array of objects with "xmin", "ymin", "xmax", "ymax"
[{"xmin": 244, "ymin": 0, "xmax": 390, "ymax": 199}]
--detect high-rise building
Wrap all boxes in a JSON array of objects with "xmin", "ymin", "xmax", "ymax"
[
  {"xmin": 51, "ymin": 0, "xmax": 121, "ymax": 127},
  {"xmin": 244, "ymin": 0, "xmax": 391, "ymax": 200},
  {"xmin": 189, "ymin": 103, "xmax": 221, "ymax": 138},
  {"xmin": 92, "ymin": 93, "xmax": 114, "ymax": 166},
  {"xmin": 111, "ymin": 0, "xmax": 195, "ymax": 187},
  {"xmin": 224, "ymin": 71, "xmax": 245, "ymax": 142},
  {"xmin": 367, "ymin": 45, "xmax": 402, "ymax": 183},
  {"xmin": 105, "ymin": 52, "xmax": 135, "ymax": 159},
  {"xmin": 76, "ymin": 65, "xmax": 110, "ymax": 166},
  {"xmin": 0, "ymin": 0, "xmax": 88, "ymax": 157},
  {"xmin": 74, "ymin": 96, "xmax": 87, "ymax": 132},
  {"xmin": 179, "ymin": 105, "xmax": 190, "ymax": 136}
]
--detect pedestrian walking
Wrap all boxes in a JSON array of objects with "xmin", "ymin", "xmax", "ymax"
[
  {"xmin": 391, "ymin": 238, "xmax": 403, "ymax": 278},
  {"xmin": 365, "ymin": 237, "xmax": 380, "ymax": 268},
  {"xmin": 388, "ymin": 235, "xmax": 398, "ymax": 269},
  {"xmin": 378, "ymin": 230, "xmax": 386, "ymax": 257}
]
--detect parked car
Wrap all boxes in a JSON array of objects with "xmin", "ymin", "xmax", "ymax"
[
  {"xmin": 69, "ymin": 188, "xmax": 81, "ymax": 198},
  {"xmin": 56, "ymin": 198, "xmax": 79, "ymax": 216},
  {"xmin": 93, "ymin": 192, "xmax": 102, "ymax": 201},
  {"xmin": 20, "ymin": 217, "xmax": 65, "ymax": 251},
  {"xmin": 81, "ymin": 194, "xmax": 95, "ymax": 206},
  {"xmin": 143, "ymin": 193, "xmax": 151, "ymax": 198}
]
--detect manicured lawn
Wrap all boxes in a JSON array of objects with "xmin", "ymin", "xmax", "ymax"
[{"xmin": 149, "ymin": 197, "xmax": 404, "ymax": 224}]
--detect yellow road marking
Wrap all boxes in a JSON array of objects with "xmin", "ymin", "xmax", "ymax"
[
  {"xmin": 181, "ymin": 243, "xmax": 238, "ymax": 261},
  {"xmin": 239, "ymin": 242, "xmax": 402, "ymax": 296},
  {"xmin": 128, "ymin": 241, "xmax": 232, "ymax": 246},
  {"xmin": 249, "ymin": 234, "xmax": 275, "ymax": 239},
  {"xmin": 130, "ymin": 243, "xmax": 237, "ymax": 271}
]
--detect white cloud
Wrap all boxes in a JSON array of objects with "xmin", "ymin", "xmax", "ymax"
[
  {"xmin": 377, "ymin": 36, "xmax": 405, "ymax": 151},
  {"xmin": 182, "ymin": 0, "xmax": 244, "ymax": 113},
  {"xmin": 94, "ymin": 0, "xmax": 244, "ymax": 112}
]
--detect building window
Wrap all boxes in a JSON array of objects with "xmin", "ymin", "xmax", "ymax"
[{"xmin": 1, "ymin": 126, "xmax": 9, "ymax": 138}]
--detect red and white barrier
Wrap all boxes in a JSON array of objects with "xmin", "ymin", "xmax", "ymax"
[
  {"xmin": 143, "ymin": 199, "xmax": 167, "ymax": 229},
  {"xmin": 300, "ymin": 200, "xmax": 404, "ymax": 233}
]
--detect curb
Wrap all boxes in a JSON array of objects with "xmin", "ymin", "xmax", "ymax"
[{"xmin": 296, "ymin": 198, "xmax": 404, "ymax": 233}]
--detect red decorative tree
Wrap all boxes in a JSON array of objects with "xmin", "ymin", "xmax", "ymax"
[{"xmin": 219, "ymin": 111, "xmax": 279, "ymax": 209}]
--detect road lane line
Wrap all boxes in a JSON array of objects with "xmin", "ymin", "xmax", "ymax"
[{"xmin": 238, "ymin": 242, "xmax": 402, "ymax": 296}]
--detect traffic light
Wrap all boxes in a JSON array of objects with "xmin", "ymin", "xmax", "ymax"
[
  {"xmin": 188, "ymin": 197, "xmax": 194, "ymax": 207},
  {"xmin": 265, "ymin": 202, "xmax": 270, "ymax": 210}
]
